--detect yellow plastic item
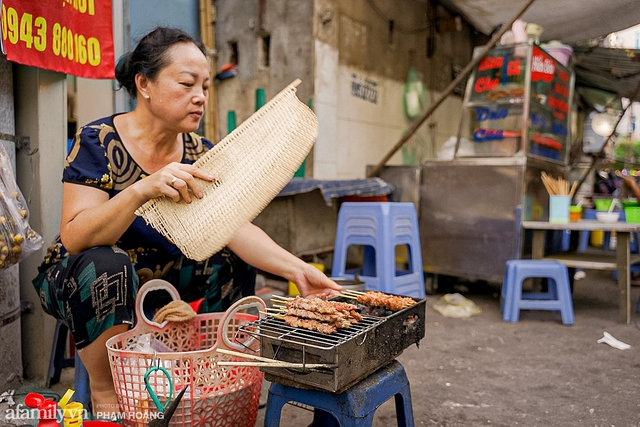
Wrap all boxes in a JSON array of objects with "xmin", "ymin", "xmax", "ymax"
[
  {"xmin": 62, "ymin": 402, "xmax": 84, "ymax": 427},
  {"xmin": 288, "ymin": 262, "xmax": 325, "ymax": 296},
  {"xmin": 590, "ymin": 230, "xmax": 604, "ymax": 247},
  {"xmin": 58, "ymin": 389, "xmax": 75, "ymax": 409}
]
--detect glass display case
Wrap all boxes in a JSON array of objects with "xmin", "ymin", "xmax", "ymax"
[
  {"xmin": 378, "ymin": 42, "xmax": 577, "ymax": 285},
  {"xmin": 457, "ymin": 42, "xmax": 574, "ymax": 163}
]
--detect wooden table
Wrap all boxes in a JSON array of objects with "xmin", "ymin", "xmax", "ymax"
[{"xmin": 522, "ymin": 220, "xmax": 640, "ymax": 324}]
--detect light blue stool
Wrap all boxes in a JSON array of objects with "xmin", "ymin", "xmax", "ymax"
[
  {"xmin": 263, "ymin": 360, "xmax": 415, "ymax": 427},
  {"xmin": 331, "ymin": 202, "xmax": 425, "ymax": 298},
  {"xmin": 501, "ymin": 260, "xmax": 574, "ymax": 325}
]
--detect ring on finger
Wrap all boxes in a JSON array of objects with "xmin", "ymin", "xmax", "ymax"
[{"xmin": 170, "ymin": 177, "xmax": 178, "ymax": 186}]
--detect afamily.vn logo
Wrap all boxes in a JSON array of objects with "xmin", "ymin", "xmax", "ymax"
[
  {"xmin": 4, "ymin": 404, "xmax": 164, "ymax": 422},
  {"xmin": 4, "ymin": 404, "xmax": 87, "ymax": 421}
]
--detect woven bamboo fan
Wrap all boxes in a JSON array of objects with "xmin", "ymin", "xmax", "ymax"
[{"xmin": 135, "ymin": 79, "xmax": 317, "ymax": 261}]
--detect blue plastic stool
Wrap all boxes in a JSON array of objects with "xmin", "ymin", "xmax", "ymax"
[
  {"xmin": 264, "ymin": 360, "xmax": 415, "ymax": 427},
  {"xmin": 49, "ymin": 320, "xmax": 91, "ymax": 408},
  {"xmin": 331, "ymin": 202, "xmax": 425, "ymax": 298},
  {"xmin": 501, "ymin": 260, "xmax": 574, "ymax": 325}
]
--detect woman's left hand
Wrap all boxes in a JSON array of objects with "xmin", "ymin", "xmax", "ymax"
[{"xmin": 292, "ymin": 263, "xmax": 343, "ymax": 299}]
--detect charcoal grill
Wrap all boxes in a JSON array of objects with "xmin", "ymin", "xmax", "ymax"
[{"xmin": 237, "ymin": 296, "xmax": 426, "ymax": 393}]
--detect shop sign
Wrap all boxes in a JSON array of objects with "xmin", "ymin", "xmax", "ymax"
[
  {"xmin": 0, "ymin": 0, "xmax": 114, "ymax": 78},
  {"xmin": 351, "ymin": 73, "xmax": 378, "ymax": 104}
]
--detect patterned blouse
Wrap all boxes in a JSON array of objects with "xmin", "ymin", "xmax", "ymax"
[{"xmin": 37, "ymin": 114, "xmax": 214, "ymax": 278}]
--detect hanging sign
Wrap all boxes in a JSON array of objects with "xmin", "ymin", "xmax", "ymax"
[{"xmin": 0, "ymin": 0, "xmax": 115, "ymax": 78}]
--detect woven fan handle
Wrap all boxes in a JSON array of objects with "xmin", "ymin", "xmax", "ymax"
[{"xmin": 291, "ymin": 78, "xmax": 301, "ymax": 88}]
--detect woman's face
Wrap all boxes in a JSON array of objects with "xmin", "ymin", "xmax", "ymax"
[{"xmin": 145, "ymin": 42, "xmax": 210, "ymax": 133}]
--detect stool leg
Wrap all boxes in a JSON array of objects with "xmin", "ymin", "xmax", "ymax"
[
  {"xmin": 73, "ymin": 351, "xmax": 91, "ymax": 409},
  {"xmin": 394, "ymin": 381, "xmax": 415, "ymax": 427},
  {"xmin": 310, "ymin": 409, "xmax": 340, "ymax": 427},
  {"xmin": 552, "ymin": 276, "xmax": 574, "ymax": 325},
  {"xmin": 264, "ymin": 390, "xmax": 290, "ymax": 427}
]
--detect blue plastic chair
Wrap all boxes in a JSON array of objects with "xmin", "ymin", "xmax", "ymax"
[
  {"xmin": 264, "ymin": 360, "xmax": 415, "ymax": 427},
  {"xmin": 501, "ymin": 259, "xmax": 574, "ymax": 325},
  {"xmin": 49, "ymin": 321, "xmax": 91, "ymax": 408},
  {"xmin": 331, "ymin": 202, "xmax": 425, "ymax": 298}
]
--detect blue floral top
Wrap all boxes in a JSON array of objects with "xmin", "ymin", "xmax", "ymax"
[{"xmin": 37, "ymin": 114, "xmax": 214, "ymax": 279}]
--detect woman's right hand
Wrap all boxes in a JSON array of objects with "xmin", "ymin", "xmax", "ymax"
[{"xmin": 139, "ymin": 162, "xmax": 215, "ymax": 203}]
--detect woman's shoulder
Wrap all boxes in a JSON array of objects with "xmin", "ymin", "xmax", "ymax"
[
  {"xmin": 75, "ymin": 115, "xmax": 119, "ymax": 145},
  {"xmin": 183, "ymin": 132, "xmax": 214, "ymax": 163}
]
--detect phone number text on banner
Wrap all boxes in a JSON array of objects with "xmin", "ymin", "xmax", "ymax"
[{"xmin": 1, "ymin": 0, "xmax": 115, "ymax": 79}]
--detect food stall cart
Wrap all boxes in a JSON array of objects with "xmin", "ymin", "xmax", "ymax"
[{"xmin": 381, "ymin": 41, "xmax": 574, "ymax": 286}]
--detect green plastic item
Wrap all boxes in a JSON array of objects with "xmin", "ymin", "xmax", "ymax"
[
  {"xmin": 403, "ymin": 67, "xmax": 426, "ymax": 120},
  {"xmin": 293, "ymin": 99, "xmax": 313, "ymax": 178},
  {"xmin": 227, "ymin": 110, "xmax": 236, "ymax": 134},
  {"xmin": 255, "ymin": 88, "xmax": 266, "ymax": 111}
]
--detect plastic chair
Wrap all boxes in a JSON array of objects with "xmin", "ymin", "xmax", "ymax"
[
  {"xmin": 331, "ymin": 202, "xmax": 425, "ymax": 298},
  {"xmin": 263, "ymin": 360, "xmax": 415, "ymax": 427},
  {"xmin": 49, "ymin": 321, "xmax": 91, "ymax": 408},
  {"xmin": 501, "ymin": 259, "xmax": 574, "ymax": 325}
]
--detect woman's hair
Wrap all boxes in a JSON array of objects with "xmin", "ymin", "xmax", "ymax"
[{"xmin": 115, "ymin": 27, "xmax": 207, "ymax": 96}]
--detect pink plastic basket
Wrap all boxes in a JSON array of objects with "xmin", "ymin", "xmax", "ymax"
[{"xmin": 105, "ymin": 280, "xmax": 265, "ymax": 427}]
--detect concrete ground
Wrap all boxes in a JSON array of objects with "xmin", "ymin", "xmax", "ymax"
[{"xmin": 2, "ymin": 268, "xmax": 640, "ymax": 427}]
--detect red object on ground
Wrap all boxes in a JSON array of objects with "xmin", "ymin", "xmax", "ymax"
[
  {"xmin": 24, "ymin": 393, "xmax": 60, "ymax": 427},
  {"xmin": 340, "ymin": 195, "xmax": 390, "ymax": 202}
]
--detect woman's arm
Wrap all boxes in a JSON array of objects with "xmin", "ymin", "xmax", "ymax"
[
  {"xmin": 228, "ymin": 223, "xmax": 342, "ymax": 298},
  {"xmin": 60, "ymin": 162, "xmax": 213, "ymax": 254},
  {"xmin": 619, "ymin": 174, "xmax": 640, "ymax": 201}
]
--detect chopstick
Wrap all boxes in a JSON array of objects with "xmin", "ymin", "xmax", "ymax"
[
  {"xmin": 541, "ymin": 172, "xmax": 576, "ymax": 196},
  {"xmin": 215, "ymin": 348, "xmax": 333, "ymax": 369}
]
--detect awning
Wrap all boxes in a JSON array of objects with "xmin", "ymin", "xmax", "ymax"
[
  {"xmin": 440, "ymin": 0, "xmax": 640, "ymax": 44},
  {"xmin": 572, "ymin": 46, "xmax": 640, "ymax": 104}
]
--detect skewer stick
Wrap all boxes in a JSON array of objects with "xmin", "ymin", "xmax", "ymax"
[
  {"xmin": 216, "ymin": 361, "xmax": 331, "ymax": 368},
  {"xmin": 337, "ymin": 294, "xmax": 359, "ymax": 300},
  {"xmin": 569, "ymin": 181, "xmax": 578, "ymax": 198},
  {"xmin": 262, "ymin": 311, "xmax": 285, "ymax": 319},
  {"xmin": 216, "ymin": 348, "xmax": 330, "ymax": 369},
  {"xmin": 271, "ymin": 295, "xmax": 292, "ymax": 301},
  {"xmin": 341, "ymin": 289, "xmax": 367, "ymax": 295}
]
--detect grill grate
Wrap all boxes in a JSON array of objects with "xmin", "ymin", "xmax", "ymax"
[{"xmin": 237, "ymin": 315, "xmax": 384, "ymax": 351}]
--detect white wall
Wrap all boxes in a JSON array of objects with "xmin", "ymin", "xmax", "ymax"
[{"xmin": 314, "ymin": 39, "xmax": 464, "ymax": 179}]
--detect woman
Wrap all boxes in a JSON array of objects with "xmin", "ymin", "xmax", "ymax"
[{"xmin": 32, "ymin": 26, "xmax": 341, "ymax": 418}]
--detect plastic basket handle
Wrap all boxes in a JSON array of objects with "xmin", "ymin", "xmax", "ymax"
[
  {"xmin": 217, "ymin": 296, "xmax": 266, "ymax": 352},
  {"xmin": 136, "ymin": 279, "xmax": 182, "ymax": 328}
]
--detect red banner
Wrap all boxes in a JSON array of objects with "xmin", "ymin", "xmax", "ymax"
[{"xmin": 1, "ymin": 0, "xmax": 115, "ymax": 78}]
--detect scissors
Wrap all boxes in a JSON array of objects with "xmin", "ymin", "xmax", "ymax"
[{"xmin": 144, "ymin": 362, "xmax": 175, "ymax": 412}]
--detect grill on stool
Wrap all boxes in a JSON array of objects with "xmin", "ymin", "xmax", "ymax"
[{"xmin": 238, "ymin": 296, "xmax": 426, "ymax": 393}]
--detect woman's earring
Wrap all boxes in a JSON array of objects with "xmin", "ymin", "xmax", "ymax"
[{"xmin": 144, "ymin": 94, "xmax": 150, "ymax": 100}]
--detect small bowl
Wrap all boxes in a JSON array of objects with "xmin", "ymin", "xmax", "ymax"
[{"xmin": 596, "ymin": 212, "xmax": 620, "ymax": 223}]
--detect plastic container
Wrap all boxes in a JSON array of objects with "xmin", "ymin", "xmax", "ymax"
[
  {"xmin": 594, "ymin": 197, "xmax": 614, "ymax": 211},
  {"xmin": 542, "ymin": 41, "xmax": 572, "ymax": 66},
  {"xmin": 596, "ymin": 212, "xmax": 620, "ymax": 223},
  {"xmin": 625, "ymin": 206, "xmax": 640, "ymax": 223},
  {"xmin": 569, "ymin": 205, "xmax": 582, "ymax": 222},
  {"xmin": 106, "ymin": 280, "xmax": 264, "ymax": 427},
  {"xmin": 549, "ymin": 195, "xmax": 571, "ymax": 223}
]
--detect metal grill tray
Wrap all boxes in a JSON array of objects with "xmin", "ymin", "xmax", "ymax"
[{"xmin": 237, "ymin": 296, "xmax": 426, "ymax": 393}]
